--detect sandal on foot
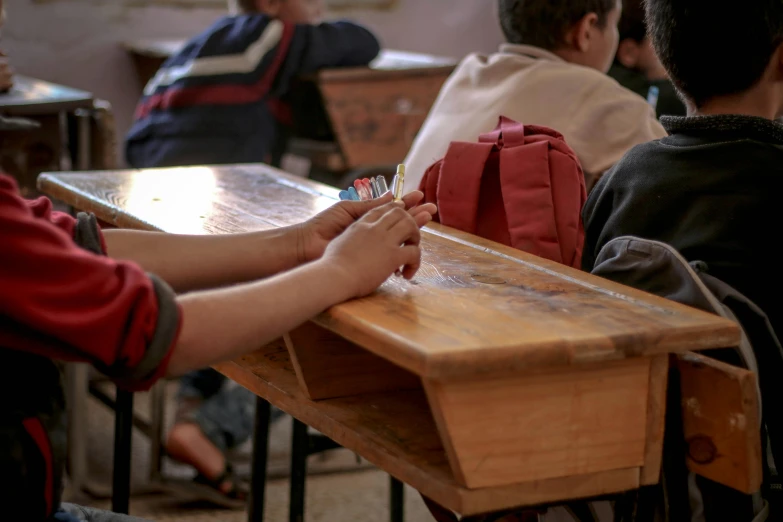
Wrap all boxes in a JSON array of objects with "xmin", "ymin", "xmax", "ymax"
[{"xmin": 166, "ymin": 464, "xmax": 248, "ymax": 509}]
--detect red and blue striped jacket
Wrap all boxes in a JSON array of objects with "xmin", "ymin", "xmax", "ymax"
[{"xmin": 125, "ymin": 14, "xmax": 380, "ymax": 168}]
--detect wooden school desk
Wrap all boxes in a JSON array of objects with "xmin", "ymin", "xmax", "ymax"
[
  {"xmin": 303, "ymin": 49, "xmax": 456, "ymax": 174},
  {"xmin": 123, "ymin": 39, "xmax": 456, "ymax": 174},
  {"xmin": 0, "ymin": 75, "xmax": 94, "ymax": 193},
  {"xmin": 38, "ymin": 165, "xmax": 739, "ymax": 519}
]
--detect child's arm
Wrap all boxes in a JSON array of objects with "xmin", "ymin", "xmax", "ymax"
[
  {"xmin": 285, "ymin": 21, "xmax": 381, "ymax": 73},
  {"xmin": 1, "ymin": 175, "xmax": 180, "ymax": 391},
  {"xmin": 102, "ymin": 191, "xmax": 435, "ymax": 293},
  {"xmin": 268, "ymin": 20, "xmax": 380, "ymax": 95},
  {"xmin": 167, "ymin": 202, "xmax": 421, "ymax": 375},
  {"xmin": 1, "ymin": 174, "xmax": 431, "ymax": 390}
]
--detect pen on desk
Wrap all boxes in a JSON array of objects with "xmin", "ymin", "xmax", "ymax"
[
  {"xmin": 362, "ymin": 178, "xmax": 374, "ymax": 199},
  {"xmin": 354, "ymin": 179, "xmax": 371, "ymax": 201},
  {"xmin": 353, "ymin": 179, "xmax": 364, "ymax": 200},
  {"xmin": 393, "ymin": 164, "xmax": 405, "ymax": 201},
  {"xmin": 376, "ymin": 176, "xmax": 389, "ymax": 196}
]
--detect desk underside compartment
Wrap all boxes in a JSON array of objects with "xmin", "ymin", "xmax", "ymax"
[{"xmin": 216, "ymin": 329, "xmax": 667, "ymax": 515}]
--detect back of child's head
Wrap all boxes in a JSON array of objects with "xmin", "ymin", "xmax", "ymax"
[
  {"xmin": 614, "ymin": 0, "xmax": 668, "ymax": 81},
  {"xmin": 228, "ymin": 0, "xmax": 259, "ymax": 13},
  {"xmin": 646, "ymin": 0, "xmax": 783, "ymax": 108},
  {"xmin": 618, "ymin": 0, "xmax": 645, "ymax": 44},
  {"xmin": 227, "ymin": 0, "xmax": 323, "ymax": 24},
  {"xmin": 498, "ymin": 0, "xmax": 617, "ymax": 50}
]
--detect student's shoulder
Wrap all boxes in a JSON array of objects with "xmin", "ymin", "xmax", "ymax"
[
  {"xmin": 577, "ymin": 66, "xmax": 656, "ymax": 109},
  {"xmin": 448, "ymin": 48, "xmax": 604, "ymax": 92},
  {"xmin": 597, "ymin": 138, "xmax": 668, "ymax": 189},
  {"xmin": 177, "ymin": 14, "xmax": 277, "ymax": 57}
]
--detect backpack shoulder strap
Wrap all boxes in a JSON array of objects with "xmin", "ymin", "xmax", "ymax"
[{"xmin": 436, "ymin": 141, "xmax": 495, "ymax": 235}]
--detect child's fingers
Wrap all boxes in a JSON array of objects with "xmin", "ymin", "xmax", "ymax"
[
  {"xmin": 411, "ymin": 212, "xmax": 432, "ymax": 229},
  {"xmin": 397, "ymin": 245, "xmax": 422, "ymax": 280},
  {"xmin": 361, "ymin": 200, "xmax": 405, "ymax": 224},
  {"xmin": 375, "ymin": 205, "xmax": 413, "ymax": 232},
  {"xmin": 337, "ymin": 191, "xmax": 393, "ymax": 217},
  {"xmin": 401, "ymin": 190, "xmax": 424, "ymax": 209},
  {"xmin": 388, "ymin": 213, "xmax": 421, "ymax": 247},
  {"xmin": 409, "ymin": 204, "xmax": 436, "ymax": 226},
  {"xmin": 409, "ymin": 202, "xmax": 437, "ymax": 217},
  {"xmin": 338, "ymin": 191, "xmax": 393, "ymax": 219}
]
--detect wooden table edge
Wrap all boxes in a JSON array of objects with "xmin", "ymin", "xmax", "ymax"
[
  {"xmin": 1, "ymin": 76, "xmax": 94, "ymax": 116},
  {"xmin": 38, "ymin": 171, "xmax": 742, "ymax": 382},
  {"xmin": 317, "ymin": 64, "xmax": 456, "ymax": 83}
]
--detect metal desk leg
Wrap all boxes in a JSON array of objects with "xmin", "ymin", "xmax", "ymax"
[
  {"xmin": 112, "ymin": 389, "xmax": 134, "ymax": 514},
  {"xmin": 390, "ymin": 476, "xmax": 405, "ymax": 522},
  {"xmin": 289, "ymin": 418, "xmax": 308, "ymax": 522},
  {"xmin": 75, "ymin": 108, "xmax": 91, "ymax": 171},
  {"xmin": 148, "ymin": 382, "xmax": 166, "ymax": 482},
  {"xmin": 65, "ymin": 364, "xmax": 89, "ymax": 494},
  {"xmin": 249, "ymin": 398, "xmax": 271, "ymax": 522}
]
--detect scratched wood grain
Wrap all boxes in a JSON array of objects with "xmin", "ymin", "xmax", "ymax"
[
  {"xmin": 214, "ymin": 341, "xmax": 641, "ymax": 515},
  {"xmin": 38, "ymin": 165, "xmax": 740, "ymax": 381}
]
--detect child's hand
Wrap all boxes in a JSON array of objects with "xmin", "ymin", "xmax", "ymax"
[
  {"xmin": 298, "ymin": 190, "xmax": 436, "ymax": 264},
  {"xmin": 0, "ymin": 51, "xmax": 13, "ymax": 92},
  {"xmin": 321, "ymin": 202, "xmax": 424, "ymax": 298}
]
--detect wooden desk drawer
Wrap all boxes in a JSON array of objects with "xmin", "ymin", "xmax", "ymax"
[{"xmin": 319, "ymin": 73, "xmax": 450, "ymax": 169}]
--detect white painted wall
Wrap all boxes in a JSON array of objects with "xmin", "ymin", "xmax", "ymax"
[{"xmin": 1, "ymin": 0, "xmax": 503, "ymax": 164}]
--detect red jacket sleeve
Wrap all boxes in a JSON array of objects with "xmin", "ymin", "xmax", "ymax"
[{"xmin": 0, "ymin": 175, "xmax": 181, "ymax": 391}]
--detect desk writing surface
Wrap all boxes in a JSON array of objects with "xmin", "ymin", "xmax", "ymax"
[
  {"xmin": 122, "ymin": 39, "xmax": 186, "ymax": 59},
  {"xmin": 370, "ymin": 50, "xmax": 457, "ymax": 70},
  {"xmin": 0, "ymin": 76, "xmax": 94, "ymax": 115},
  {"xmin": 318, "ymin": 49, "xmax": 457, "ymax": 82},
  {"xmin": 38, "ymin": 164, "xmax": 739, "ymax": 380}
]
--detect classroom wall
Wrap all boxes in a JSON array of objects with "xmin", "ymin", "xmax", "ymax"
[{"xmin": 1, "ymin": 0, "xmax": 504, "ymax": 166}]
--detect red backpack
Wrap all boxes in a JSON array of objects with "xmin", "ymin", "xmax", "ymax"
[{"xmin": 419, "ymin": 116, "xmax": 587, "ymax": 269}]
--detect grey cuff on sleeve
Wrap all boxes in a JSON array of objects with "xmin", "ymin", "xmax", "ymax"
[
  {"xmin": 73, "ymin": 212, "xmax": 104, "ymax": 256},
  {"xmin": 125, "ymin": 274, "xmax": 181, "ymax": 383},
  {"xmin": 98, "ymin": 274, "xmax": 180, "ymax": 384}
]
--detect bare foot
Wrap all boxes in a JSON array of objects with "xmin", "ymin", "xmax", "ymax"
[{"xmin": 166, "ymin": 422, "xmax": 234, "ymax": 494}]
